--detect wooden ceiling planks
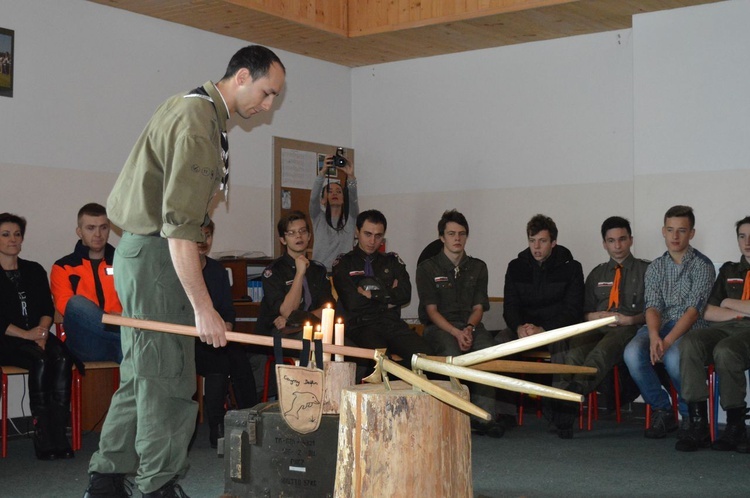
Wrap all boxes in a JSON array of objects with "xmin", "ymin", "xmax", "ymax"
[{"xmin": 86, "ymin": 0, "xmax": 723, "ymax": 67}]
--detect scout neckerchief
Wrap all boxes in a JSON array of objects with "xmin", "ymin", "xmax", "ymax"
[{"xmin": 184, "ymin": 85, "xmax": 229, "ymax": 199}]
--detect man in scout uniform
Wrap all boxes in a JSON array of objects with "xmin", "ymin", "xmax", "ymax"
[
  {"xmin": 84, "ymin": 46, "xmax": 285, "ymax": 498},
  {"xmin": 416, "ymin": 209, "xmax": 505, "ymax": 437}
]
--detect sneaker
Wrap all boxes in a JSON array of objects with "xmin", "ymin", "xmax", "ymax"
[
  {"xmin": 675, "ymin": 422, "xmax": 710, "ymax": 452},
  {"xmin": 712, "ymin": 423, "xmax": 748, "ymax": 452},
  {"xmin": 645, "ymin": 409, "xmax": 678, "ymax": 439},
  {"xmin": 142, "ymin": 477, "xmax": 190, "ymax": 498},
  {"xmin": 83, "ymin": 472, "xmax": 133, "ymax": 498}
]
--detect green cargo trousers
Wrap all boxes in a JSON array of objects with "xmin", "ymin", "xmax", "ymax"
[
  {"xmin": 563, "ymin": 325, "xmax": 638, "ymax": 393},
  {"xmin": 680, "ymin": 320, "xmax": 750, "ymax": 410},
  {"xmin": 89, "ymin": 233, "xmax": 197, "ymax": 494}
]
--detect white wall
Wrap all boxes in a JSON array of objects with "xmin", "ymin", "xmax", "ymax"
[
  {"xmin": 352, "ymin": 29, "xmax": 636, "ymax": 316},
  {"xmin": 632, "ymin": 0, "xmax": 750, "ymax": 263}
]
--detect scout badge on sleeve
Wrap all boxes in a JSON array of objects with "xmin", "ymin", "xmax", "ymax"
[{"xmin": 274, "ymin": 329, "xmax": 324, "ymax": 434}]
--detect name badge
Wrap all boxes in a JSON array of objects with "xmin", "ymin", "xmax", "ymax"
[
  {"xmin": 285, "ymin": 280, "xmax": 295, "ymax": 286},
  {"xmin": 597, "ymin": 281, "xmax": 613, "ymax": 288},
  {"xmin": 434, "ymin": 276, "xmax": 449, "ymax": 282},
  {"xmin": 105, "ymin": 267, "xmax": 114, "ymax": 276},
  {"xmin": 349, "ymin": 270, "xmax": 365, "ymax": 276},
  {"xmin": 727, "ymin": 278, "xmax": 744, "ymax": 284}
]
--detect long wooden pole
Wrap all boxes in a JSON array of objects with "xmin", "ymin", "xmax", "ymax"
[
  {"xmin": 102, "ymin": 314, "xmax": 377, "ymax": 360},
  {"xmin": 423, "ymin": 357, "xmax": 598, "ymax": 375},
  {"xmin": 450, "ymin": 316, "xmax": 616, "ymax": 367},
  {"xmin": 412, "ymin": 356, "xmax": 583, "ymax": 403}
]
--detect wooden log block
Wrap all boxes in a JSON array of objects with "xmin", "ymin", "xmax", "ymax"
[
  {"xmin": 335, "ymin": 380, "xmax": 472, "ymax": 498},
  {"xmin": 322, "ymin": 361, "xmax": 356, "ymax": 414}
]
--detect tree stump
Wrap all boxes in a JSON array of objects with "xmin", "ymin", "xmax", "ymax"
[
  {"xmin": 335, "ymin": 380, "xmax": 472, "ymax": 498},
  {"xmin": 323, "ymin": 361, "xmax": 356, "ymax": 414}
]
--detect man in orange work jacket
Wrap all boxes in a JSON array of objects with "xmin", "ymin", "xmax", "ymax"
[{"xmin": 51, "ymin": 203, "xmax": 123, "ymax": 363}]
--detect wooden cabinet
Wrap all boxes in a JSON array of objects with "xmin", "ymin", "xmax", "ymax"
[
  {"xmin": 234, "ymin": 301, "xmax": 261, "ymax": 334},
  {"xmin": 220, "ymin": 257, "xmax": 273, "ymax": 301}
]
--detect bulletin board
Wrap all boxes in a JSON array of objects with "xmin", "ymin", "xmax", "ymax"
[{"xmin": 273, "ymin": 137, "xmax": 354, "ymax": 257}]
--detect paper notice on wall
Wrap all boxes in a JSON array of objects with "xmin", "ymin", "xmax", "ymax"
[{"xmin": 281, "ymin": 148, "xmax": 317, "ymax": 189}]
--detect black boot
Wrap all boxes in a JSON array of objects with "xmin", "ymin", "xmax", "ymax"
[
  {"xmin": 50, "ymin": 347, "xmax": 74, "ymax": 459},
  {"xmin": 83, "ymin": 472, "xmax": 132, "ymax": 498},
  {"xmin": 204, "ymin": 374, "xmax": 228, "ymax": 449},
  {"xmin": 50, "ymin": 397, "xmax": 75, "ymax": 459},
  {"xmin": 712, "ymin": 405, "xmax": 748, "ymax": 452},
  {"xmin": 32, "ymin": 411, "xmax": 57, "ymax": 461},
  {"xmin": 142, "ymin": 476, "xmax": 190, "ymax": 497},
  {"xmin": 29, "ymin": 388, "xmax": 56, "ymax": 461},
  {"xmin": 675, "ymin": 401, "xmax": 710, "ymax": 452}
]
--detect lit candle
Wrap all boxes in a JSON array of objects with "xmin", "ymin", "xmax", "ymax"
[
  {"xmin": 321, "ymin": 304, "xmax": 335, "ymax": 361},
  {"xmin": 303, "ymin": 322, "xmax": 313, "ymax": 341},
  {"xmin": 334, "ymin": 318, "xmax": 345, "ymax": 362},
  {"xmin": 314, "ymin": 325, "xmax": 323, "ymax": 341}
]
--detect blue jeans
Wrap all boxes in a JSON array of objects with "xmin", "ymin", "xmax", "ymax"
[
  {"xmin": 623, "ymin": 320, "xmax": 687, "ymax": 417},
  {"xmin": 63, "ymin": 295, "xmax": 123, "ymax": 363}
]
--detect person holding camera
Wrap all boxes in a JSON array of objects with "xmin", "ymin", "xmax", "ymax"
[{"xmin": 309, "ymin": 148, "xmax": 359, "ymax": 272}]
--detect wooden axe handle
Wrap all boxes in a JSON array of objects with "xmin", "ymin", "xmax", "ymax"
[{"xmin": 102, "ymin": 314, "xmax": 377, "ymax": 360}]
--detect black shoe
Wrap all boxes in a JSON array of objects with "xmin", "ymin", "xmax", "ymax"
[
  {"xmin": 142, "ymin": 477, "xmax": 190, "ymax": 498},
  {"xmin": 675, "ymin": 423, "xmax": 710, "ymax": 451},
  {"xmin": 471, "ymin": 420, "xmax": 505, "ymax": 439},
  {"xmin": 645, "ymin": 409, "xmax": 678, "ymax": 439},
  {"xmin": 83, "ymin": 472, "xmax": 132, "ymax": 498},
  {"xmin": 556, "ymin": 424, "xmax": 574, "ymax": 439},
  {"xmin": 712, "ymin": 422, "xmax": 748, "ymax": 452}
]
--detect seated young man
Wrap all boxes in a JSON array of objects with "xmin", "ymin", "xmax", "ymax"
[
  {"xmin": 677, "ymin": 215, "xmax": 750, "ymax": 452},
  {"xmin": 333, "ymin": 209, "xmax": 434, "ymax": 368},
  {"xmin": 51, "ymin": 203, "xmax": 122, "ymax": 362},
  {"xmin": 500, "ymin": 214, "xmax": 584, "ymax": 435},
  {"xmin": 416, "ymin": 209, "xmax": 504, "ymax": 437},
  {"xmin": 257, "ymin": 211, "xmax": 334, "ymax": 339},
  {"xmin": 623, "ymin": 205, "xmax": 715, "ymax": 439},
  {"xmin": 555, "ymin": 216, "xmax": 649, "ymax": 438}
]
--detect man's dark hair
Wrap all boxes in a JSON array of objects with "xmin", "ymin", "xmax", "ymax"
[
  {"xmin": 77, "ymin": 203, "xmax": 107, "ymax": 223},
  {"xmin": 356, "ymin": 210, "xmax": 387, "ymax": 232},
  {"xmin": 277, "ymin": 211, "xmax": 309, "ymax": 237},
  {"xmin": 664, "ymin": 205, "xmax": 695, "ymax": 229},
  {"xmin": 222, "ymin": 45, "xmax": 285, "ymax": 81},
  {"xmin": 0, "ymin": 212, "xmax": 27, "ymax": 237},
  {"xmin": 735, "ymin": 216, "xmax": 750, "ymax": 236},
  {"xmin": 526, "ymin": 214, "xmax": 558, "ymax": 241},
  {"xmin": 600, "ymin": 216, "xmax": 632, "ymax": 240},
  {"xmin": 438, "ymin": 209, "xmax": 469, "ymax": 237}
]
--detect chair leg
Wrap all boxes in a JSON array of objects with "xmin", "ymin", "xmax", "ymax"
[
  {"xmin": 613, "ymin": 365, "xmax": 622, "ymax": 424},
  {"xmin": 71, "ymin": 368, "xmax": 82, "ymax": 451},
  {"xmin": 196, "ymin": 375, "xmax": 204, "ymax": 424},
  {"xmin": 2, "ymin": 373, "xmax": 8, "ymax": 458},
  {"xmin": 708, "ymin": 364, "xmax": 717, "ymax": 442}
]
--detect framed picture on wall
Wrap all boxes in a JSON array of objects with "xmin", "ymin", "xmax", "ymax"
[{"xmin": 0, "ymin": 27, "xmax": 14, "ymax": 98}]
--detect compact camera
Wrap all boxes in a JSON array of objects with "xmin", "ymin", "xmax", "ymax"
[{"xmin": 332, "ymin": 147, "xmax": 348, "ymax": 168}]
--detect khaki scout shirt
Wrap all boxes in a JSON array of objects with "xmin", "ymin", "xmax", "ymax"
[
  {"xmin": 416, "ymin": 251, "xmax": 490, "ymax": 325},
  {"xmin": 583, "ymin": 254, "xmax": 649, "ymax": 316},
  {"xmin": 107, "ymin": 81, "xmax": 227, "ymax": 242}
]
